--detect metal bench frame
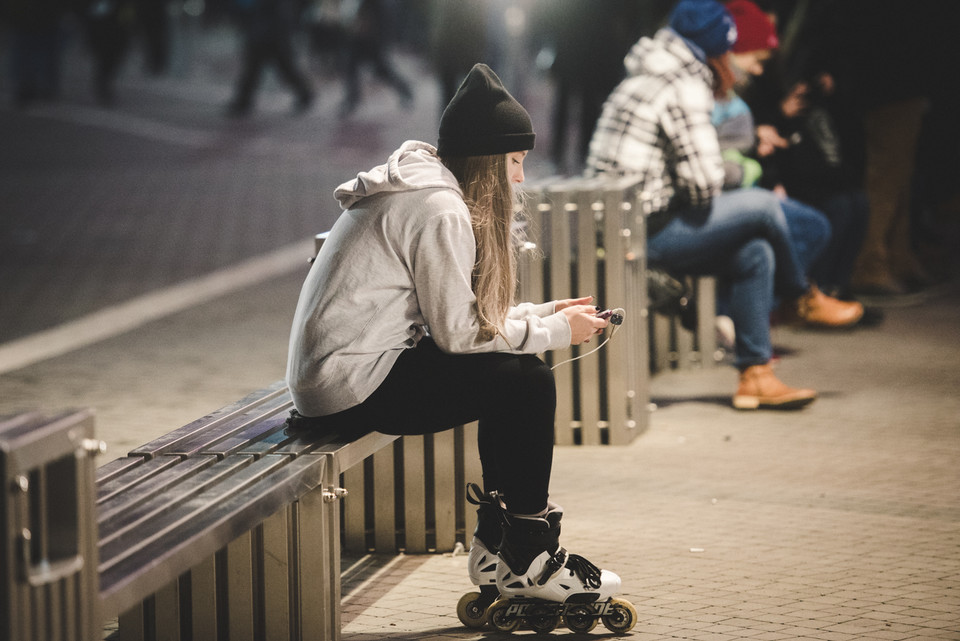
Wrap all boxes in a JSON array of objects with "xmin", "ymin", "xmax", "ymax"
[
  {"xmin": 2, "ymin": 389, "xmax": 412, "ymax": 641},
  {"xmin": 96, "ymin": 383, "xmax": 399, "ymax": 641}
]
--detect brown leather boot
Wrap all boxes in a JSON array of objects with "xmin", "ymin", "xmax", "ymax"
[
  {"xmin": 796, "ymin": 285, "xmax": 864, "ymax": 328},
  {"xmin": 733, "ymin": 364, "xmax": 817, "ymax": 410}
]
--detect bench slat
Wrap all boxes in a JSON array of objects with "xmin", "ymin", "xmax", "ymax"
[
  {"xmin": 195, "ymin": 410, "xmax": 289, "ymax": 459},
  {"xmin": 95, "ymin": 455, "xmax": 149, "ymax": 485},
  {"xmin": 128, "ymin": 381, "xmax": 289, "ymax": 458},
  {"xmin": 99, "ymin": 454, "xmax": 327, "ymax": 618},
  {"xmin": 235, "ymin": 425, "xmax": 343, "ymax": 458},
  {"xmin": 96, "ymin": 455, "xmax": 185, "ymax": 504},
  {"xmin": 97, "ymin": 455, "xmax": 216, "ymax": 518},
  {"xmin": 134, "ymin": 395, "xmax": 292, "ymax": 458},
  {"xmin": 98, "ymin": 455, "xmax": 248, "ymax": 551},
  {"xmin": 307, "ymin": 430, "xmax": 400, "ymax": 476}
]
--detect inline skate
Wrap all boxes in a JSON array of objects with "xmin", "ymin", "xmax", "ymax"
[
  {"xmin": 488, "ymin": 502, "xmax": 637, "ymax": 634},
  {"xmin": 456, "ymin": 484, "xmax": 637, "ymax": 634},
  {"xmin": 456, "ymin": 484, "xmax": 504, "ymax": 628}
]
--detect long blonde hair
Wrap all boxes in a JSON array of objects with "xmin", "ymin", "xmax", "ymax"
[{"xmin": 441, "ymin": 154, "xmax": 518, "ymax": 342}]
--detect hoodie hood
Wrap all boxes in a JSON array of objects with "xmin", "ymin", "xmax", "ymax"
[
  {"xmin": 623, "ymin": 28, "xmax": 714, "ymax": 88},
  {"xmin": 334, "ymin": 140, "xmax": 462, "ymax": 210}
]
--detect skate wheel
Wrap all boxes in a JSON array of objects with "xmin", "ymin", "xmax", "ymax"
[
  {"xmin": 527, "ymin": 603, "xmax": 560, "ymax": 634},
  {"xmin": 488, "ymin": 599, "xmax": 521, "ymax": 633},
  {"xmin": 563, "ymin": 604, "xmax": 598, "ymax": 634},
  {"xmin": 601, "ymin": 598, "xmax": 637, "ymax": 635},
  {"xmin": 456, "ymin": 591, "xmax": 489, "ymax": 628}
]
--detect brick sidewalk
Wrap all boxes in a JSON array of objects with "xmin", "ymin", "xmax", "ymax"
[
  {"xmin": 334, "ymin": 287, "xmax": 960, "ymax": 640},
  {"xmin": 11, "ymin": 273, "xmax": 948, "ymax": 641}
]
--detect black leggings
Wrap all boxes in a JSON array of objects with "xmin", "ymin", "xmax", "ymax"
[{"xmin": 309, "ymin": 338, "xmax": 556, "ymax": 515}]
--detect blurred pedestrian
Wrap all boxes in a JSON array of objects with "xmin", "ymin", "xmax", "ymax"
[
  {"xmin": 227, "ymin": 0, "xmax": 315, "ymax": 117},
  {"xmin": 2, "ymin": 0, "xmax": 68, "ymax": 106},
  {"xmin": 429, "ymin": 0, "xmax": 488, "ymax": 114},
  {"xmin": 534, "ymin": 0, "xmax": 643, "ymax": 174},
  {"xmin": 76, "ymin": 0, "xmax": 135, "ymax": 105},
  {"xmin": 785, "ymin": 0, "xmax": 936, "ymax": 295},
  {"xmin": 338, "ymin": 0, "xmax": 413, "ymax": 117},
  {"xmin": 135, "ymin": 0, "xmax": 171, "ymax": 76}
]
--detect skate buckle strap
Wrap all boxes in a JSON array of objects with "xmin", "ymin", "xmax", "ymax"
[
  {"xmin": 465, "ymin": 483, "xmax": 487, "ymax": 506},
  {"xmin": 465, "ymin": 483, "xmax": 505, "ymax": 508},
  {"xmin": 538, "ymin": 547, "xmax": 603, "ymax": 589},
  {"xmin": 537, "ymin": 547, "xmax": 568, "ymax": 586}
]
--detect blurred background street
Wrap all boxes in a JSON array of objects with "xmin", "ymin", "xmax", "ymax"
[{"xmin": 0, "ymin": 0, "xmax": 679, "ymax": 449}]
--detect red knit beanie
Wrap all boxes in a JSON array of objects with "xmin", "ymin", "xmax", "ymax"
[{"xmin": 726, "ymin": 0, "xmax": 779, "ymax": 53}]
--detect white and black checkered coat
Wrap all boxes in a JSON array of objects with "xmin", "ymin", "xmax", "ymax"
[{"xmin": 585, "ymin": 28, "xmax": 725, "ymax": 217}]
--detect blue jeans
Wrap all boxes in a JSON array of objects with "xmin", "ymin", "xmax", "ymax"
[
  {"xmin": 781, "ymin": 196, "xmax": 831, "ymax": 280},
  {"xmin": 810, "ymin": 190, "xmax": 869, "ymax": 294},
  {"xmin": 740, "ymin": 195, "xmax": 831, "ymax": 312},
  {"xmin": 647, "ymin": 189, "xmax": 808, "ymax": 369}
]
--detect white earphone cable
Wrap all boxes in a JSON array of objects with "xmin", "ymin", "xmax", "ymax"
[{"xmin": 550, "ymin": 308, "xmax": 625, "ymax": 370}]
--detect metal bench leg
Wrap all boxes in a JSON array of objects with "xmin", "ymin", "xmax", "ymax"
[
  {"xmin": 189, "ymin": 556, "xmax": 220, "ymax": 640},
  {"xmin": 226, "ymin": 532, "xmax": 257, "ymax": 641},
  {"xmin": 402, "ymin": 436, "xmax": 428, "ymax": 553},
  {"xmin": 262, "ymin": 506, "xmax": 295, "ymax": 640},
  {"xmin": 118, "ymin": 602, "xmax": 146, "ymax": 641},
  {"xmin": 372, "ymin": 447, "xmax": 396, "ymax": 552},
  {"xmin": 433, "ymin": 431, "xmax": 456, "ymax": 551},
  {"xmin": 696, "ymin": 276, "xmax": 718, "ymax": 368},
  {"xmin": 298, "ymin": 458, "xmax": 339, "ymax": 641}
]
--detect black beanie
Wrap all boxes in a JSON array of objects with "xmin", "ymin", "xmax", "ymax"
[{"xmin": 437, "ymin": 63, "xmax": 535, "ymax": 157}]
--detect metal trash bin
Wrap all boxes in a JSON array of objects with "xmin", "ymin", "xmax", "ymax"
[
  {"xmin": 520, "ymin": 176, "xmax": 650, "ymax": 445},
  {"xmin": 1, "ymin": 410, "xmax": 102, "ymax": 641}
]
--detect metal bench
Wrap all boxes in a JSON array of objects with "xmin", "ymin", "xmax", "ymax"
[
  {"xmin": 96, "ymin": 383, "xmax": 397, "ymax": 641},
  {"xmin": 648, "ymin": 275, "xmax": 721, "ymax": 374},
  {"xmin": 3, "ymin": 382, "xmax": 479, "ymax": 641}
]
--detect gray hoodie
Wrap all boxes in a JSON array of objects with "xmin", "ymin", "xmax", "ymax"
[{"xmin": 286, "ymin": 140, "xmax": 571, "ymax": 416}]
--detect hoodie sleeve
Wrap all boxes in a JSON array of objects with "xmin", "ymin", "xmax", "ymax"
[
  {"xmin": 508, "ymin": 301, "xmax": 557, "ymax": 319},
  {"xmin": 411, "ymin": 210, "xmax": 571, "ymax": 355}
]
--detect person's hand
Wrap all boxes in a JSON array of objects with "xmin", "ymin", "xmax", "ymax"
[
  {"xmin": 780, "ymin": 82, "xmax": 809, "ymax": 119},
  {"xmin": 756, "ymin": 124, "xmax": 789, "ymax": 157},
  {"xmin": 555, "ymin": 295, "xmax": 594, "ymax": 312},
  {"xmin": 562, "ymin": 305, "xmax": 609, "ymax": 345},
  {"xmin": 772, "ymin": 183, "xmax": 788, "ymax": 200},
  {"xmin": 815, "ymin": 72, "xmax": 835, "ymax": 96}
]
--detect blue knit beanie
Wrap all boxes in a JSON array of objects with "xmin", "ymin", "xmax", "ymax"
[{"xmin": 669, "ymin": 0, "xmax": 738, "ymax": 58}]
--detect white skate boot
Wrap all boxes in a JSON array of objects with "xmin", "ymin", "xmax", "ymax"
[
  {"xmin": 456, "ymin": 484, "xmax": 503, "ymax": 628},
  {"xmin": 488, "ymin": 505, "xmax": 636, "ymax": 634}
]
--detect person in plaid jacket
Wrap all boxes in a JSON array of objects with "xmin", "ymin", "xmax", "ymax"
[{"xmin": 586, "ymin": 0, "xmax": 863, "ymax": 410}]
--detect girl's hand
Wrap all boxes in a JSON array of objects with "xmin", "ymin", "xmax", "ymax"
[
  {"xmin": 555, "ymin": 295, "xmax": 594, "ymax": 312},
  {"xmin": 562, "ymin": 305, "xmax": 609, "ymax": 345}
]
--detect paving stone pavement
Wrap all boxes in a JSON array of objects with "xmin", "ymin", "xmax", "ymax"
[
  {"xmin": 1, "ymin": 16, "xmax": 959, "ymax": 641},
  {"xmin": 331, "ymin": 287, "xmax": 960, "ymax": 641}
]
